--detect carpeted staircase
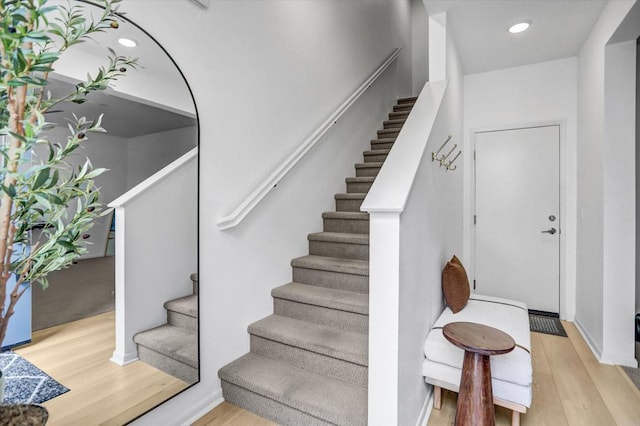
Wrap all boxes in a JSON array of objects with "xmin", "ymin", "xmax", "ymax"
[
  {"xmin": 133, "ymin": 273, "xmax": 199, "ymax": 384},
  {"xmin": 218, "ymin": 97, "xmax": 416, "ymax": 425}
]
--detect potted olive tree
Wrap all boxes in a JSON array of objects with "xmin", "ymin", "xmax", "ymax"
[{"xmin": 0, "ymin": 0, "xmax": 137, "ymax": 364}]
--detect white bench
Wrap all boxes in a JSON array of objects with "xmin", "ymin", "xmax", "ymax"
[{"xmin": 423, "ymin": 294, "xmax": 532, "ymax": 426}]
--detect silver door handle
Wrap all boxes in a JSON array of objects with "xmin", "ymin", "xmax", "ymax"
[{"xmin": 541, "ymin": 228, "xmax": 557, "ymax": 235}]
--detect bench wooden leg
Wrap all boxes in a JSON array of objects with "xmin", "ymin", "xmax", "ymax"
[
  {"xmin": 511, "ymin": 410, "xmax": 520, "ymax": 426},
  {"xmin": 433, "ymin": 386, "xmax": 442, "ymax": 410}
]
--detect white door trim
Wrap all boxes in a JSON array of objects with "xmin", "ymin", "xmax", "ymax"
[{"xmin": 465, "ymin": 120, "xmax": 575, "ymax": 320}]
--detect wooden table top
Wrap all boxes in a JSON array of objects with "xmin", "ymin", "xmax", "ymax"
[{"xmin": 443, "ymin": 322, "xmax": 515, "ymax": 356}]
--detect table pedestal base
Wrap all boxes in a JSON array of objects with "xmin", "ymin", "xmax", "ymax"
[{"xmin": 455, "ymin": 351, "xmax": 494, "ymax": 426}]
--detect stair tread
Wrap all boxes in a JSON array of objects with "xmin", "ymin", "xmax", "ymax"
[
  {"xmin": 164, "ymin": 294, "xmax": 197, "ymax": 318},
  {"xmin": 370, "ymin": 138, "xmax": 396, "ymax": 143},
  {"xmin": 322, "ymin": 211, "xmax": 369, "ymax": 220},
  {"xmin": 383, "ymin": 119, "xmax": 406, "ymax": 125},
  {"xmin": 272, "ymin": 282, "xmax": 368, "ymax": 315},
  {"xmin": 378, "ymin": 128, "xmax": 399, "ymax": 133},
  {"xmin": 308, "ymin": 231, "xmax": 369, "ymax": 245},
  {"xmin": 134, "ymin": 324, "xmax": 198, "ymax": 368},
  {"xmin": 334, "ymin": 193, "xmax": 366, "ymax": 200},
  {"xmin": 354, "ymin": 162, "xmax": 383, "ymax": 168},
  {"xmin": 291, "ymin": 255, "xmax": 368, "ymax": 276},
  {"xmin": 345, "ymin": 177, "xmax": 375, "ymax": 183},
  {"xmin": 219, "ymin": 353, "xmax": 366, "ymax": 425},
  {"xmin": 249, "ymin": 314, "xmax": 367, "ymax": 365}
]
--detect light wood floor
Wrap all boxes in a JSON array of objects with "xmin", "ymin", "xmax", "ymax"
[
  {"xmin": 13, "ymin": 311, "xmax": 189, "ymax": 426},
  {"xmin": 196, "ymin": 321, "xmax": 640, "ymax": 426}
]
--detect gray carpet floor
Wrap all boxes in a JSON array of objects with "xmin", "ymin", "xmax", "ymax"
[{"xmin": 33, "ymin": 256, "xmax": 115, "ymax": 331}]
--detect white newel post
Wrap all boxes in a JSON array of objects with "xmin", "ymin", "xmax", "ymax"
[{"xmin": 367, "ymin": 211, "xmax": 401, "ymax": 425}]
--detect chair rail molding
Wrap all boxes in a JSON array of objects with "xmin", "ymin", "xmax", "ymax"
[{"xmin": 216, "ymin": 47, "xmax": 403, "ymax": 230}]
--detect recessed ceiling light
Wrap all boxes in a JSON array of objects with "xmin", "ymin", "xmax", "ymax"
[
  {"xmin": 509, "ymin": 21, "xmax": 531, "ymax": 34},
  {"xmin": 118, "ymin": 38, "xmax": 137, "ymax": 48}
]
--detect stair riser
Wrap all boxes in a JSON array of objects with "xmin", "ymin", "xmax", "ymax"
[
  {"xmin": 393, "ymin": 104, "xmax": 413, "ymax": 112},
  {"xmin": 336, "ymin": 198, "xmax": 364, "ymax": 212},
  {"xmin": 355, "ymin": 166, "xmax": 380, "ymax": 177},
  {"xmin": 309, "ymin": 240, "xmax": 369, "ymax": 261},
  {"xmin": 137, "ymin": 346, "xmax": 198, "ymax": 384},
  {"xmin": 383, "ymin": 121, "xmax": 405, "ymax": 129},
  {"xmin": 389, "ymin": 111, "xmax": 409, "ymax": 120},
  {"xmin": 292, "ymin": 267, "xmax": 368, "ymax": 294},
  {"xmin": 167, "ymin": 311, "xmax": 197, "ymax": 331},
  {"xmin": 398, "ymin": 97, "xmax": 418, "ymax": 104},
  {"xmin": 250, "ymin": 335, "xmax": 367, "ymax": 388},
  {"xmin": 273, "ymin": 299, "xmax": 368, "ymax": 334},
  {"xmin": 323, "ymin": 217, "xmax": 369, "ymax": 234},
  {"xmin": 221, "ymin": 381, "xmax": 337, "ymax": 426},
  {"xmin": 347, "ymin": 181, "xmax": 373, "ymax": 193},
  {"xmin": 371, "ymin": 141, "xmax": 394, "ymax": 150},
  {"xmin": 364, "ymin": 153, "xmax": 388, "ymax": 163},
  {"xmin": 377, "ymin": 130, "xmax": 399, "ymax": 139}
]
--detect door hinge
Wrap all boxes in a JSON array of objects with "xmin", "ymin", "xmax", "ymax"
[
  {"xmin": 473, "ymin": 279, "xmax": 476, "ymax": 290},
  {"xmin": 473, "ymin": 215, "xmax": 477, "ymax": 225},
  {"xmin": 473, "ymin": 150, "xmax": 476, "ymax": 161}
]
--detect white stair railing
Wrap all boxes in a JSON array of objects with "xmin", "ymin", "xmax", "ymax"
[{"xmin": 109, "ymin": 147, "xmax": 198, "ymax": 365}]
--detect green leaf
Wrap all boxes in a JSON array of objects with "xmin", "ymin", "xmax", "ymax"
[
  {"xmin": 32, "ymin": 167, "xmax": 50, "ymax": 190},
  {"xmin": 57, "ymin": 241, "xmax": 75, "ymax": 251}
]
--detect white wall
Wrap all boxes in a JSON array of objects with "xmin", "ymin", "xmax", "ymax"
[
  {"xmin": 576, "ymin": 0, "xmax": 636, "ymax": 365},
  {"xmin": 411, "ymin": 0, "xmax": 429, "ymax": 93},
  {"xmin": 398, "ymin": 13, "xmax": 464, "ymax": 425},
  {"xmin": 117, "ymin": 1, "xmax": 414, "ymax": 423},
  {"xmin": 126, "ymin": 126, "xmax": 197, "ymax": 188},
  {"xmin": 463, "ymin": 57, "xmax": 578, "ymax": 320},
  {"xmin": 637, "ymin": 39, "xmax": 640, "ymax": 321},
  {"xmin": 602, "ymin": 38, "xmax": 637, "ymax": 366}
]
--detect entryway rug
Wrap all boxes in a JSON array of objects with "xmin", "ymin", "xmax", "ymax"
[
  {"xmin": 529, "ymin": 313, "xmax": 568, "ymax": 337},
  {"xmin": 0, "ymin": 352, "xmax": 69, "ymax": 404}
]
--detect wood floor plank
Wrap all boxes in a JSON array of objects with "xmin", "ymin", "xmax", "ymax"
[
  {"xmin": 13, "ymin": 311, "xmax": 188, "ymax": 425},
  {"xmin": 193, "ymin": 402, "xmax": 278, "ymax": 426},
  {"xmin": 563, "ymin": 322, "xmax": 640, "ymax": 425},
  {"xmin": 539, "ymin": 330, "xmax": 616, "ymax": 425}
]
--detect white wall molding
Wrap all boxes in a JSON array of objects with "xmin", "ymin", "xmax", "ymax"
[{"xmin": 217, "ymin": 48, "xmax": 402, "ymax": 230}]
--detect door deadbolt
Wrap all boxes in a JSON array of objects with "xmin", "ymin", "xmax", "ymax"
[{"xmin": 548, "ymin": 215, "xmax": 556, "ymax": 222}]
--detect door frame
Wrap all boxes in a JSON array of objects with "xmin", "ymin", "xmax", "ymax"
[{"xmin": 465, "ymin": 120, "xmax": 575, "ymax": 320}]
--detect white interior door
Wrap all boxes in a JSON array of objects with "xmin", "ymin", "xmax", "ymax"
[{"xmin": 475, "ymin": 125, "xmax": 560, "ymax": 313}]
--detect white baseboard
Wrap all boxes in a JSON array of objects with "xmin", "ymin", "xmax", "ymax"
[
  {"xmin": 600, "ymin": 352, "xmax": 638, "ymax": 368},
  {"xmin": 573, "ymin": 316, "xmax": 603, "ymax": 361},
  {"xmin": 179, "ymin": 389, "xmax": 223, "ymax": 426},
  {"xmin": 415, "ymin": 387, "xmax": 434, "ymax": 426},
  {"xmin": 110, "ymin": 350, "xmax": 138, "ymax": 366}
]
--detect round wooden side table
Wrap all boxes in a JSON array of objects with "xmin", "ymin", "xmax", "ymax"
[{"xmin": 443, "ymin": 321, "xmax": 515, "ymax": 426}]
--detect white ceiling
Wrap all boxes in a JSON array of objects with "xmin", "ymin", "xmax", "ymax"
[
  {"xmin": 424, "ymin": 0, "xmax": 609, "ymax": 75},
  {"xmin": 46, "ymin": 77, "xmax": 196, "ymax": 139},
  {"xmin": 44, "ymin": 0, "xmax": 196, "ymax": 138}
]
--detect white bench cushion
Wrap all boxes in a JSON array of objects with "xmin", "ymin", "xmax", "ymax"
[{"xmin": 422, "ymin": 294, "xmax": 532, "ymax": 407}]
